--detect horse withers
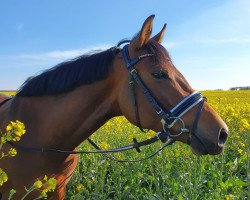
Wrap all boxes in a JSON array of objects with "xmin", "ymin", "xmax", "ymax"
[{"xmin": 0, "ymin": 15, "xmax": 228, "ymax": 199}]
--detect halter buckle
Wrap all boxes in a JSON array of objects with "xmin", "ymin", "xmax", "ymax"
[
  {"xmin": 162, "ymin": 116, "xmax": 190, "ymax": 137},
  {"xmin": 130, "ymin": 69, "xmax": 137, "ymax": 75},
  {"xmin": 156, "ymin": 131, "xmax": 170, "ymax": 143},
  {"xmin": 181, "ymin": 128, "xmax": 189, "ymax": 133},
  {"xmin": 156, "ymin": 109, "xmax": 163, "ymax": 115}
]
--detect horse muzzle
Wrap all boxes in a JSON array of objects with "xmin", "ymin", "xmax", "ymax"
[{"xmin": 190, "ymin": 127, "xmax": 228, "ymax": 155}]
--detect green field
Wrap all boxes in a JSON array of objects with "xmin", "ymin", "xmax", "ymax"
[{"xmin": 1, "ymin": 90, "xmax": 249, "ymax": 199}]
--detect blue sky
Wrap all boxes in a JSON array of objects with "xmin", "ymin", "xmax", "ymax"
[{"xmin": 0, "ymin": 0, "xmax": 249, "ymax": 90}]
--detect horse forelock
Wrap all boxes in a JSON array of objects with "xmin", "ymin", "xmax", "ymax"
[{"xmin": 146, "ymin": 40, "xmax": 172, "ymax": 66}]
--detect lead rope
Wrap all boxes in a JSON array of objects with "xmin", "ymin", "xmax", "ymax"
[
  {"xmin": 8, "ymin": 131, "xmax": 173, "ymax": 156},
  {"xmin": 87, "ymin": 138, "xmax": 174, "ymax": 163}
]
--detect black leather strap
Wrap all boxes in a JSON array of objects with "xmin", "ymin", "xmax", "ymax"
[
  {"xmin": 8, "ymin": 131, "xmax": 171, "ymax": 155},
  {"xmin": 129, "ymin": 75, "xmax": 147, "ymax": 132}
]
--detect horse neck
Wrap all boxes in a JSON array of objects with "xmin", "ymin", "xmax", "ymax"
[{"xmin": 13, "ymin": 78, "xmax": 120, "ymax": 151}]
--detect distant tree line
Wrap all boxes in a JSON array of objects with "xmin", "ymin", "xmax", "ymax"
[{"xmin": 230, "ymin": 86, "xmax": 250, "ymax": 90}]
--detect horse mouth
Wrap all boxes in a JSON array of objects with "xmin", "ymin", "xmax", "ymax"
[
  {"xmin": 189, "ymin": 135, "xmax": 224, "ymax": 155},
  {"xmin": 191, "ymin": 146, "xmax": 223, "ymax": 155},
  {"xmin": 191, "ymin": 147, "xmax": 208, "ymax": 155}
]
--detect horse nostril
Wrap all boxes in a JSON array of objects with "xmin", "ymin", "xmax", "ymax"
[{"xmin": 218, "ymin": 128, "xmax": 228, "ymax": 147}]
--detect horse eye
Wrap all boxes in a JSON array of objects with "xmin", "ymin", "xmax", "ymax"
[{"xmin": 151, "ymin": 71, "xmax": 168, "ymax": 79}]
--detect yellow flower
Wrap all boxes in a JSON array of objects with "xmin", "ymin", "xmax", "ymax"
[
  {"xmin": 237, "ymin": 149, "xmax": 244, "ymax": 155},
  {"xmin": 10, "ymin": 121, "xmax": 16, "ymax": 127},
  {"xmin": 15, "ymin": 130, "xmax": 25, "ymax": 137},
  {"xmin": 240, "ymin": 118, "xmax": 250, "ymax": 132},
  {"xmin": 76, "ymin": 183, "xmax": 84, "ymax": 191},
  {"xmin": 146, "ymin": 131, "xmax": 155, "ymax": 139},
  {"xmin": 41, "ymin": 189, "xmax": 48, "ymax": 198},
  {"xmin": 100, "ymin": 141, "xmax": 109, "ymax": 150},
  {"xmin": 8, "ymin": 148, "xmax": 17, "ymax": 157},
  {"xmin": 39, "ymin": 177, "xmax": 56, "ymax": 198},
  {"xmin": 3, "ymin": 120, "xmax": 26, "ymax": 143},
  {"xmin": 225, "ymin": 194, "xmax": 235, "ymax": 200},
  {"xmin": 43, "ymin": 175, "xmax": 48, "ymax": 181},
  {"xmin": 46, "ymin": 178, "xmax": 57, "ymax": 192},
  {"xmin": 1, "ymin": 137, "xmax": 6, "ymax": 143},
  {"xmin": 6, "ymin": 124, "xmax": 12, "ymax": 132},
  {"xmin": 239, "ymin": 142, "xmax": 245, "ymax": 147},
  {"xmin": 0, "ymin": 169, "xmax": 8, "ymax": 186},
  {"xmin": 33, "ymin": 180, "xmax": 43, "ymax": 189},
  {"xmin": 234, "ymin": 98, "xmax": 239, "ymax": 103}
]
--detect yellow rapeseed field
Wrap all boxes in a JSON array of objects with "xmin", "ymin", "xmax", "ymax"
[{"xmin": 0, "ymin": 91, "xmax": 16, "ymax": 96}]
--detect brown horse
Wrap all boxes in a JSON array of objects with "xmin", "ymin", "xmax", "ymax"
[{"xmin": 0, "ymin": 15, "xmax": 228, "ymax": 199}]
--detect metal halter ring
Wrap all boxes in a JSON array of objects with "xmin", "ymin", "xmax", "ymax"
[{"xmin": 161, "ymin": 117, "xmax": 190, "ymax": 137}]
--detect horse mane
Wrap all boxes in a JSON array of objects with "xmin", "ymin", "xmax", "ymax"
[
  {"xmin": 17, "ymin": 47, "xmax": 119, "ymax": 97},
  {"xmin": 16, "ymin": 40, "xmax": 170, "ymax": 97}
]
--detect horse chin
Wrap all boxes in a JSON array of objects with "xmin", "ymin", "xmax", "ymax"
[
  {"xmin": 190, "ymin": 138, "xmax": 224, "ymax": 155},
  {"xmin": 189, "ymin": 137, "xmax": 209, "ymax": 155},
  {"xmin": 190, "ymin": 146, "xmax": 208, "ymax": 155}
]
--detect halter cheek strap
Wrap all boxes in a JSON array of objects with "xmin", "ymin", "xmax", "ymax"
[{"xmin": 122, "ymin": 45, "xmax": 170, "ymax": 122}]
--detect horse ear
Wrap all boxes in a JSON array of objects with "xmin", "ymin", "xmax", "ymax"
[
  {"xmin": 152, "ymin": 24, "xmax": 167, "ymax": 44},
  {"xmin": 130, "ymin": 15, "xmax": 155, "ymax": 49}
]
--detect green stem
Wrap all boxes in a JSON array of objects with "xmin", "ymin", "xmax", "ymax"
[
  {"xmin": 33, "ymin": 195, "xmax": 43, "ymax": 200},
  {"xmin": 20, "ymin": 186, "xmax": 36, "ymax": 200}
]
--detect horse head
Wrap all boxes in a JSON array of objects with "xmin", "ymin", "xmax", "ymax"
[{"xmin": 115, "ymin": 15, "xmax": 228, "ymax": 155}]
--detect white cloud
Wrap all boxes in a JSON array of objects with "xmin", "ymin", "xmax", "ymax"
[
  {"xmin": 0, "ymin": 44, "xmax": 112, "ymax": 64},
  {"xmin": 0, "ymin": 45, "xmax": 112, "ymax": 90}
]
